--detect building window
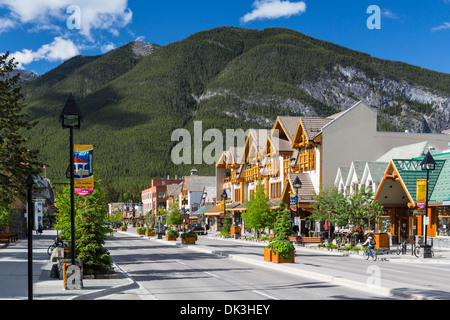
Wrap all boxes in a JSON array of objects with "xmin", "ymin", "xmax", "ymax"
[
  {"xmin": 437, "ymin": 207, "xmax": 450, "ymax": 236},
  {"xmin": 270, "ymin": 182, "xmax": 281, "ymax": 198}
]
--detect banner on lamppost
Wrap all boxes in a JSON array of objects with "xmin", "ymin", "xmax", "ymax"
[
  {"xmin": 416, "ymin": 179, "xmax": 427, "ymax": 203},
  {"xmin": 74, "ymin": 144, "xmax": 94, "ymax": 196},
  {"xmin": 290, "ymin": 193, "xmax": 297, "ymax": 210}
]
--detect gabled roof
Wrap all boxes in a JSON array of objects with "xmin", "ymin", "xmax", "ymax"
[
  {"xmin": 274, "ymin": 116, "xmax": 301, "ymax": 143},
  {"xmin": 183, "ymin": 176, "xmax": 216, "ymax": 192},
  {"xmin": 376, "ymin": 141, "xmax": 441, "ymax": 162},
  {"xmin": 284, "ymin": 172, "xmax": 317, "ymax": 203},
  {"xmin": 299, "ymin": 117, "xmax": 334, "ymax": 141},
  {"xmin": 334, "ymin": 166, "xmax": 350, "ymax": 187},
  {"xmin": 361, "ymin": 162, "xmax": 389, "ymax": 185},
  {"xmin": 411, "ymin": 152, "xmax": 450, "ymax": 203},
  {"xmin": 166, "ymin": 183, "xmax": 182, "ymax": 197},
  {"xmin": 345, "ymin": 160, "xmax": 367, "ymax": 187}
]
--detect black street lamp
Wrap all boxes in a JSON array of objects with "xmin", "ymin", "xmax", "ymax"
[
  {"xmin": 26, "ymin": 174, "xmax": 35, "ymax": 301},
  {"xmin": 182, "ymin": 197, "xmax": 188, "ymax": 232},
  {"xmin": 293, "ymin": 176, "xmax": 302, "ymax": 213},
  {"xmin": 60, "ymin": 93, "xmax": 83, "ymax": 266},
  {"xmin": 420, "ymin": 151, "xmax": 436, "ymax": 258}
]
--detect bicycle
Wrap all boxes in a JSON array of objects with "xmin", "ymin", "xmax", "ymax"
[
  {"xmin": 363, "ymin": 247, "xmax": 377, "ymax": 261},
  {"xmin": 47, "ymin": 237, "xmax": 68, "ymax": 256},
  {"xmin": 413, "ymin": 244, "xmax": 434, "ymax": 258},
  {"xmin": 396, "ymin": 241, "xmax": 408, "ymax": 255}
]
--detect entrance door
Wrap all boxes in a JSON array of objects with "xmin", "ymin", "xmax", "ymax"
[
  {"xmin": 409, "ymin": 216, "xmax": 418, "ymax": 244},
  {"xmin": 396, "ymin": 216, "xmax": 408, "ymax": 244}
]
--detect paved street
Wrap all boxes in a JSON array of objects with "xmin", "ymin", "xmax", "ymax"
[
  {"xmin": 3, "ymin": 228, "xmax": 450, "ymax": 301},
  {"xmin": 99, "ymin": 231, "xmax": 393, "ymax": 300}
]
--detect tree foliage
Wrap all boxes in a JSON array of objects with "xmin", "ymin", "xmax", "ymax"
[
  {"xmin": 243, "ymin": 180, "xmax": 275, "ymax": 238},
  {"xmin": 273, "ymin": 201, "xmax": 292, "ymax": 240},
  {"xmin": 0, "ymin": 53, "xmax": 40, "ymax": 210},
  {"xmin": 54, "ymin": 178, "xmax": 112, "ymax": 275},
  {"xmin": 311, "ymin": 185, "xmax": 384, "ymax": 233}
]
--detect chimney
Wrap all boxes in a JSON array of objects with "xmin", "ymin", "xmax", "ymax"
[{"xmin": 191, "ymin": 168, "xmax": 198, "ymax": 176}]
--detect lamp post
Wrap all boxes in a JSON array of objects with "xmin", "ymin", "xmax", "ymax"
[
  {"xmin": 59, "ymin": 93, "xmax": 83, "ymax": 266},
  {"xmin": 420, "ymin": 151, "xmax": 436, "ymax": 258},
  {"xmin": 293, "ymin": 176, "xmax": 302, "ymax": 235},
  {"xmin": 182, "ymin": 197, "xmax": 188, "ymax": 232},
  {"xmin": 26, "ymin": 174, "xmax": 35, "ymax": 301}
]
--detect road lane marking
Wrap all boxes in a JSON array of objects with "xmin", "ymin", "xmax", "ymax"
[
  {"xmin": 176, "ymin": 260, "xmax": 186, "ymax": 266},
  {"xmin": 252, "ymin": 290, "xmax": 279, "ymax": 300},
  {"xmin": 204, "ymin": 272, "xmax": 220, "ymax": 278}
]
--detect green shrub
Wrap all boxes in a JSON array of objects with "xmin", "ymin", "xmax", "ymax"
[
  {"xmin": 265, "ymin": 240, "xmax": 295, "ymax": 260},
  {"xmin": 166, "ymin": 229, "xmax": 179, "ymax": 238},
  {"xmin": 180, "ymin": 230, "xmax": 198, "ymax": 240}
]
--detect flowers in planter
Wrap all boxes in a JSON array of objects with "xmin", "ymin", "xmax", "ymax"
[
  {"xmin": 265, "ymin": 240, "xmax": 295, "ymax": 261},
  {"xmin": 166, "ymin": 229, "xmax": 179, "ymax": 238},
  {"xmin": 137, "ymin": 227, "xmax": 146, "ymax": 235},
  {"xmin": 180, "ymin": 230, "xmax": 198, "ymax": 240}
]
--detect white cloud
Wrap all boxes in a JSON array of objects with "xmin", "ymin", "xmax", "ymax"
[
  {"xmin": 0, "ymin": 17, "xmax": 15, "ymax": 34},
  {"xmin": 381, "ymin": 9, "xmax": 397, "ymax": 19},
  {"xmin": 0, "ymin": 0, "xmax": 133, "ymax": 40},
  {"xmin": 431, "ymin": 22, "xmax": 450, "ymax": 32},
  {"xmin": 10, "ymin": 37, "xmax": 80, "ymax": 69},
  {"xmin": 101, "ymin": 42, "xmax": 116, "ymax": 53},
  {"xmin": 241, "ymin": 0, "xmax": 306, "ymax": 23}
]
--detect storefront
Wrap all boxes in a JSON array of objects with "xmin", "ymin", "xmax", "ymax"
[{"xmin": 374, "ymin": 153, "xmax": 450, "ymax": 247}]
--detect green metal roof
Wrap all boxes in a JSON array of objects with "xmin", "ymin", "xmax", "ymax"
[
  {"xmin": 428, "ymin": 153, "xmax": 450, "ymax": 202},
  {"xmin": 392, "ymin": 155, "xmax": 446, "ymax": 204}
]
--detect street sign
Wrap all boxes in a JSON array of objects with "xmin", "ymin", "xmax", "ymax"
[
  {"xmin": 424, "ymin": 216, "xmax": 429, "ymax": 225},
  {"xmin": 157, "ymin": 216, "xmax": 163, "ymax": 223}
]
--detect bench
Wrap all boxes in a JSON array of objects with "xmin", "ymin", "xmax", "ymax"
[
  {"xmin": 0, "ymin": 233, "xmax": 18, "ymax": 244},
  {"xmin": 288, "ymin": 235, "xmax": 303, "ymax": 245},
  {"xmin": 302, "ymin": 237, "xmax": 323, "ymax": 244}
]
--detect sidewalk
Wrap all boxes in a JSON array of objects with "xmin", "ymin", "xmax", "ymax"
[
  {"xmin": 1, "ymin": 228, "xmax": 450, "ymax": 300},
  {"xmin": 0, "ymin": 230, "xmax": 135, "ymax": 300}
]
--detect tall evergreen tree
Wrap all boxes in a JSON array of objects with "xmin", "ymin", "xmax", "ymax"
[{"xmin": 0, "ymin": 53, "xmax": 40, "ymax": 223}]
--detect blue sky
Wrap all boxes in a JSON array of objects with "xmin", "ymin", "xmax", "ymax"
[{"xmin": 1, "ymin": 0, "xmax": 450, "ymax": 76}]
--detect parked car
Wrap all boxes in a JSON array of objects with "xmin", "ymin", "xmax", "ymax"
[
  {"xmin": 152, "ymin": 224, "xmax": 166, "ymax": 234},
  {"xmin": 188, "ymin": 224, "xmax": 207, "ymax": 235}
]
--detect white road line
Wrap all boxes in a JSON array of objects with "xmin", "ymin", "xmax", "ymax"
[
  {"xmin": 176, "ymin": 260, "xmax": 186, "ymax": 266},
  {"xmin": 252, "ymin": 290, "xmax": 279, "ymax": 300},
  {"xmin": 204, "ymin": 271, "xmax": 220, "ymax": 278}
]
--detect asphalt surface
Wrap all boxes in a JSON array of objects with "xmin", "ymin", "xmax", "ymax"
[{"xmin": 2, "ymin": 228, "xmax": 450, "ymax": 300}]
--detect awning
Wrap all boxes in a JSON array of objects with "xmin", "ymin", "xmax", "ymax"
[
  {"xmin": 229, "ymin": 203, "xmax": 247, "ymax": 211},
  {"xmin": 204, "ymin": 205, "xmax": 221, "ymax": 216},
  {"xmin": 192, "ymin": 205, "xmax": 215, "ymax": 215}
]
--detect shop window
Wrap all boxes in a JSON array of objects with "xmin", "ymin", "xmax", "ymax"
[
  {"xmin": 437, "ymin": 207, "xmax": 450, "ymax": 236},
  {"xmin": 378, "ymin": 216, "xmax": 391, "ymax": 233}
]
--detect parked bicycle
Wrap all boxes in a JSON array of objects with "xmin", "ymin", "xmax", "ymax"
[
  {"xmin": 47, "ymin": 237, "xmax": 68, "ymax": 256},
  {"xmin": 396, "ymin": 241, "xmax": 408, "ymax": 255},
  {"xmin": 363, "ymin": 247, "xmax": 377, "ymax": 261},
  {"xmin": 413, "ymin": 242, "xmax": 434, "ymax": 258}
]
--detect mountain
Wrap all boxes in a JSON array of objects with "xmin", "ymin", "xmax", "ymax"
[
  {"xmin": 20, "ymin": 27, "xmax": 450, "ymax": 201},
  {"xmin": 1, "ymin": 69, "xmax": 37, "ymax": 85}
]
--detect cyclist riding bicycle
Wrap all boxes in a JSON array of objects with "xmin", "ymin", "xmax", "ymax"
[{"xmin": 363, "ymin": 235, "xmax": 376, "ymax": 251}]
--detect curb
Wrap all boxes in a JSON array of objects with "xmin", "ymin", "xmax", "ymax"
[
  {"xmin": 116, "ymin": 230, "xmax": 439, "ymax": 300},
  {"xmin": 70, "ymin": 263, "xmax": 136, "ymax": 300}
]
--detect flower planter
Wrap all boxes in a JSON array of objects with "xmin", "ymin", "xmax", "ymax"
[
  {"xmin": 120, "ymin": 227, "xmax": 127, "ymax": 231},
  {"xmin": 181, "ymin": 237, "xmax": 196, "ymax": 245},
  {"xmin": 264, "ymin": 249, "xmax": 272, "ymax": 262},
  {"xmin": 146, "ymin": 231, "xmax": 155, "ymax": 237},
  {"xmin": 166, "ymin": 235, "xmax": 177, "ymax": 241},
  {"xmin": 272, "ymin": 251, "xmax": 295, "ymax": 263},
  {"xmin": 137, "ymin": 231, "xmax": 145, "ymax": 235}
]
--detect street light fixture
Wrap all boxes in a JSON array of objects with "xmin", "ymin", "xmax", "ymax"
[
  {"xmin": 182, "ymin": 197, "xmax": 188, "ymax": 232},
  {"xmin": 293, "ymin": 177, "xmax": 302, "ymax": 211},
  {"xmin": 420, "ymin": 151, "xmax": 436, "ymax": 258},
  {"xmin": 60, "ymin": 93, "xmax": 83, "ymax": 266}
]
